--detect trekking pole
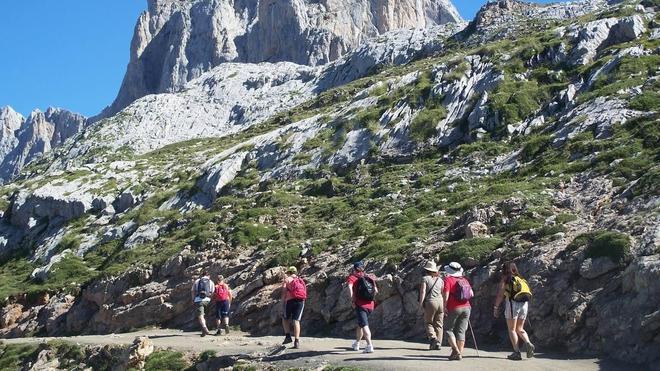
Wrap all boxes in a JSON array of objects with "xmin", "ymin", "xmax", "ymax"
[{"xmin": 468, "ymin": 318, "xmax": 480, "ymax": 358}]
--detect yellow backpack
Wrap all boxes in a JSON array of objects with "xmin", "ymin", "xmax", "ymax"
[{"xmin": 507, "ymin": 275, "xmax": 532, "ymax": 302}]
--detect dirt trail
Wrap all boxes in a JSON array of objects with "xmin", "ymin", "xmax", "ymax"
[{"xmin": 3, "ymin": 329, "xmax": 628, "ymax": 370}]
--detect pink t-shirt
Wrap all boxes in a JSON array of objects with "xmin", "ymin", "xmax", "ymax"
[{"xmin": 443, "ymin": 276, "xmax": 471, "ymax": 312}]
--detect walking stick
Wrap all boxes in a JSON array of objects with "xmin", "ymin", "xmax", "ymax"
[{"xmin": 468, "ymin": 318, "xmax": 480, "ymax": 358}]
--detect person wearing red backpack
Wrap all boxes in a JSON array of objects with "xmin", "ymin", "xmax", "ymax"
[
  {"xmin": 213, "ymin": 275, "xmax": 233, "ymax": 336},
  {"xmin": 346, "ymin": 261, "xmax": 378, "ymax": 354},
  {"xmin": 281, "ymin": 266, "xmax": 306, "ymax": 349},
  {"xmin": 442, "ymin": 262, "xmax": 473, "ymax": 361}
]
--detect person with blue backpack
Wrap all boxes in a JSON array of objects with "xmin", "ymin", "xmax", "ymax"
[
  {"xmin": 191, "ymin": 272, "xmax": 215, "ymax": 337},
  {"xmin": 346, "ymin": 261, "xmax": 378, "ymax": 354},
  {"xmin": 442, "ymin": 262, "xmax": 473, "ymax": 361},
  {"xmin": 493, "ymin": 261, "xmax": 535, "ymax": 360},
  {"xmin": 282, "ymin": 266, "xmax": 307, "ymax": 349}
]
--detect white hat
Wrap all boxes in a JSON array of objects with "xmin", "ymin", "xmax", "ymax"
[
  {"xmin": 423, "ymin": 261, "xmax": 439, "ymax": 273},
  {"xmin": 444, "ymin": 262, "xmax": 464, "ymax": 277}
]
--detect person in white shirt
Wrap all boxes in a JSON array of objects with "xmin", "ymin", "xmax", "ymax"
[{"xmin": 191, "ymin": 272, "xmax": 215, "ymax": 337}]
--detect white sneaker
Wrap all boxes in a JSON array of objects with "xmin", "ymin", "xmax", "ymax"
[
  {"xmin": 363, "ymin": 344, "xmax": 374, "ymax": 353},
  {"xmin": 351, "ymin": 340, "xmax": 360, "ymax": 351}
]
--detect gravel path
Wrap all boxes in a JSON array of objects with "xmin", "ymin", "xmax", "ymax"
[{"xmin": 3, "ymin": 329, "xmax": 629, "ymax": 370}]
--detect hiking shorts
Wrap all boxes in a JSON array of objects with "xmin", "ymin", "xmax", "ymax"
[
  {"xmin": 355, "ymin": 307, "xmax": 372, "ymax": 328},
  {"xmin": 504, "ymin": 299, "xmax": 528, "ymax": 320},
  {"xmin": 445, "ymin": 307, "xmax": 471, "ymax": 342},
  {"xmin": 284, "ymin": 299, "xmax": 305, "ymax": 321},
  {"xmin": 216, "ymin": 299, "xmax": 231, "ymax": 318},
  {"xmin": 196, "ymin": 300, "xmax": 209, "ymax": 316}
]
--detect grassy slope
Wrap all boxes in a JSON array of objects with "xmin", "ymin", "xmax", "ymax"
[{"xmin": 0, "ymin": 2, "xmax": 658, "ymax": 301}]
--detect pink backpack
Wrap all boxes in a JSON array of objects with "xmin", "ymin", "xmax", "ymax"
[
  {"xmin": 453, "ymin": 277, "xmax": 473, "ymax": 301},
  {"xmin": 288, "ymin": 277, "xmax": 307, "ymax": 300}
]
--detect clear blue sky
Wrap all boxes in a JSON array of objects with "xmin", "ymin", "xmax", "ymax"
[{"xmin": 0, "ymin": 1, "xmax": 564, "ymax": 118}]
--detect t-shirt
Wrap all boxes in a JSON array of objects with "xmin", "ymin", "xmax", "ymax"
[
  {"xmin": 192, "ymin": 277, "xmax": 215, "ymax": 303},
  {"xmin": 443, "ymin": 275, "xmax": 471, "ymax": 312},
  {"xmin": 347, "ymin": 272, "xmax": 376, "ymax": 311},
  {"xmin": 422, "ymin": 275, "xmax": 444, "ymax": 304},
  {"xmin": 283, "ymin": 275, "xmax": 297, "ymax": 302}
]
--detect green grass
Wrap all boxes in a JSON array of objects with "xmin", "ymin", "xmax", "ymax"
[
  {"xmin": 410, "ymin": 107, "xmax": 446, "ymax": 141},
  {"xmin": 144, "ymin": 350, "xmax": 189, "ymax": 371},
  {"xmin": 0, "ymin": 344, "xmax": 39, "ymax": 370},
  {"xmin": 439, "ymin": 238, "xmax": 504, "ymax": 265},
  {"xmin": 567, "ymin": 230, "xmax": 631, "ymax": 264}
]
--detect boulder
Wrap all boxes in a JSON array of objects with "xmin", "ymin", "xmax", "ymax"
[
  {"xmin": 122, "ymin": 336, "xmax": 154, "ymax": 370},
  {"xmin": 0, "ymin": 303, "xmax": 23, "ymax": 328},
  {"xmin": 465, "ymin": 221, "xmax": 489, "ymax": 239},
  {"xmin": 579, "ymin": 257, "xmax": 619, "ymax": 279},
  {"xmin": 124, "ymin": 223, "xmax": 161, "ymax": 249}
]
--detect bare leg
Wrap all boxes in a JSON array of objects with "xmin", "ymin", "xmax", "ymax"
[
  {"xmin": 292, "ymin": 320, "xmax": 301, "ymax": 339},
  {"xmin": 515, "ymin": 319, "xmax": 531, "ymax": 345},
  {"xmin": 506, "ymin": 319, "xmax": 520, "ymax": 351},
  {"xmin": 362, "ymin": 326, "xmax": 373, "ymax": 345},
  {"xmin": 355, "ymin": 326, "xmax": 364, "ymax": 342},
  {"xmin": 447, "ymin": 334, "xmax": 458, "ymax": 353},
  {"xmin": 282, "ymin": 318, "xmax": 291, "ymax": 335},
  {"xmin": 223, "ymin": 317, "xmax": 229, "ymax": 328},
  {"xmin": 457, "ymin": 340, "xmax": 465, "ymax": 353},
  {"xmin": 215, "ymin": 318, "xmax": 222, "ymax": 330}
]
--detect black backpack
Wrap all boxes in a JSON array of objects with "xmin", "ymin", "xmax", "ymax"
[
  {"xmin": 197, "ymin": 277, "xmax": 211, "ymax": 298},
  {"xmin": 356, "ymin": 275, "xmax": 376, "ymax": 301}
]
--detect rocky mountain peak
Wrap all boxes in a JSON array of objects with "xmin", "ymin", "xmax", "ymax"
[{"xmin": 101, "ymin": 0, "xmax": 463, "ymax": 118}]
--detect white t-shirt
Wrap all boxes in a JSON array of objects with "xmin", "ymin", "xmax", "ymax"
[{"xmin": 192, "ymin": 277, "xmax": 215, "ymax": 303}]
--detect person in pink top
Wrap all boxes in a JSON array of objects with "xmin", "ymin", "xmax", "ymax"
[
  {"xmin": 442, "ymin": 262, "xmax": 473, "ymax": 361},
  {"xmin": 346, "ymin": 261, "xmax": 378, "ymax": 353}
]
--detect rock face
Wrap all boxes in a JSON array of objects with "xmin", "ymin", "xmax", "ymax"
[
  {"xmin": 0, "ymin": 107, "xmax": 87, "ymax": 183},
  {"xmin": 102, "ymin": 0, "xmax": 463, "ymax": 116}
]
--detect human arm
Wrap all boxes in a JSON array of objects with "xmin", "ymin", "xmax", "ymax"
[
  {"xmin": 493, "ymin": 280, "xmax": 506, "ymax": 318},
  {"xmin": 347, "ymin": 276, "xmax": 356, "ymax": 308},
  {"xmin": 419, "ymin": 281, "xmax": 427, "ymax": 306}
]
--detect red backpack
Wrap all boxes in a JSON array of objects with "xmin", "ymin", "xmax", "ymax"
[
  {"xmin": 288, "ymin": 277, "xmax": 307, "ymax": 300},
  {"xmin": 214, "ymin": 284, "xmax": 230, "ymax": 301}
]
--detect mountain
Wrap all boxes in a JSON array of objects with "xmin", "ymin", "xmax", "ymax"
[
  {"xmin": 0, "ymin": 0, "xmax": 658, "ymax": 368},
  {"xmin": 102, "ymin": 0, "xmax": 463, "ymax": 117}
]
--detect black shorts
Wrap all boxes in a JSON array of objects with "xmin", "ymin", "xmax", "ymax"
[
  {"xmin": 355, "ymin": 307, "xmax": 372, "ymax": 328},
  {"xmin": 284, "ymin": 299, "xmax": 305, "ymax": 321},
  {"xmin": 216, "ymin": 300, "xmax": 230, "ymax": 318}
]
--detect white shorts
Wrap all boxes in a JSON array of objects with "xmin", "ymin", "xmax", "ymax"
[{"xmin": 504, "ymin": 299, "xmax": 528, "ymax": 320}]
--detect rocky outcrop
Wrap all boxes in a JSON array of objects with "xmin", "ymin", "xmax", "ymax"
[
  {"xmin": 0, "ymin": 107, "xmax": 87, "ymax": 183},
  {"xmin": 102, "ymin": 0, "xmax": 463, "ymax": 117}
]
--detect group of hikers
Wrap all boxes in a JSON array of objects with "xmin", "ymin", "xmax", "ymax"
[{"xmin": 190, "ymin": 260, "xmax": 535, "ymax": 361}]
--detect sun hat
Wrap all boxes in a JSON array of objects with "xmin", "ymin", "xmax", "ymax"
[
  {"xmin": 286, "ymin": 266, "xmax": 298, "ymax": 274},
  {"xmin": 353, "ymin": 261, "xmax": 365, "ymax": 270},
  {"xmin": 444, "ymin": 262, "xmax": 464, "ymax": 277},
  {"xmin": 423, "ymin": 261, "xmax": 439, "ymax": 273}
]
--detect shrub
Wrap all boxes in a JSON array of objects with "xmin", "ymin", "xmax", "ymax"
[
  {"xmin": 231, "ymin": 223, "xmax": 278, "ymax": 247},
  {"xmin": 410, "ymin": 107, "xmax": 447, "ymax": 141},
  {"xmin": 439, "ymin": 237, "xmax": 504, "ymax": 265},
  {"xmin": 587, "ymin": 231, "xmax": 631, "ymax": 264},
  {"xmin": 520, "ymin": 134, "xmax": 554, "ymax": 162},
  {"xmin": 144, "ymin": 350, "xmax": 188, "ymax": 371},
  {"xmin": 567, "ymin": 230, "xmax": 631, "ymax": 264},
  {"xmin": 0, "ymin": 344, "xmax": 39, "ymax": 370},
  {"xmin": 628, "ymin": 90, "xmax": 660, "ymax": 112}
]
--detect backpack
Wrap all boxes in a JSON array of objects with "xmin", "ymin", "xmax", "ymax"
[
  {"xmin": 508, "ymin": 275, "xmax": 532, "ymax": 302},
  {"xmin": 356, "ymin": 275, "xmax": 376, "ymax": 301},
  {"xmin": 197, "ymin": 277, "xmax": 211, "ymax": 299},
  {"xmin": 288, "ymin": 277, "xmax": 307, "ymax": 300},
  {"xmin": 214, "ymin": 284, "xmax": 230, "ymax": 301},
  {"xmin": 452, "ymin": 277, "xmax": 473, "ymax": 301}
]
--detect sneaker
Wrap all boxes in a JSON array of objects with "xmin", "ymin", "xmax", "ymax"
[
  {"xmin": 201, "ymin": 330, "xmax": 209, "ymax": 337},
  {"xmin": 283, "ymin": 335, "xmax": 293, "ymax": 344},
  {"xmin": 448, "ymin": 352, "xmax": 461, "ymax": 361},
  {"xmin": 363, "ymin": 344, "xmax": 374, "ymax": 354},
  {"xmin": 351, "ymin": 340, "xmax": 360, "ymax": 351},
  {"xmin": 293, "ymin": 339, "xmax": 300, "ymax": 349},
  {"xmin": 507, "ymin": 351, "xmax": 523, "ymax": 361},
  {"xmin": 215, "ymin": 329, "xmax": 222, "ymax": 336},
  {"xmin": 526, "ymin": 343, "xmax": 535, "ymax": 359}
]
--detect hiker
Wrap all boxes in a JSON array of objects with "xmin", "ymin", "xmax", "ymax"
[
  {"xmin": 282, "ymin": 266, "xmax": 306, "ymax": 349},
  {"xmin": 419, "ymin": 260, "xmax": 444, "ymax": 350},
  {"xmin": 346, "ymin": 261, "xmax": 378, "ymax": 354},
  {"xmin": 191, "ymin": 272, "xmax": 215, "ymax": 337},
  {"xmin": 213, "ymin": 274, "xmax": 233, "ymax": 335},
  {"xmin": 493, "ymin": 261, "xmax": 535, "ymax": 360},
  {"xmin": 442, "ymin": 262, "xmax": 473, "ymax": 361}
]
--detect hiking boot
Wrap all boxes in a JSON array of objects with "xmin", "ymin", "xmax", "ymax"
[
  {"xmin": 351, "ymin": 340, "xmax": 360, "ymax": 351},
  {"xmin": 507, "ymin": 351, "xmax": 523, "ymax": 361},
  {"xmin": 293, "ymin": 339, "xmax": 300, "ymax": 349},
  {"xmin": 448, "ymin": 352, "xmax": 461, "ymax": 361},
  {"xmin": 429, "ymin": 338, "xmax": 438, "ymax": 350},
  {"xmin": 526, "ymin": 342, "xmax": 535, "ymax": 359},
  {"xmin": 363, "ymin": 344, "xmax": 374, "ymax": 353},
  {"xmin": 283, "ymin": 334, "xmax": 293, "ymax": 344}
]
